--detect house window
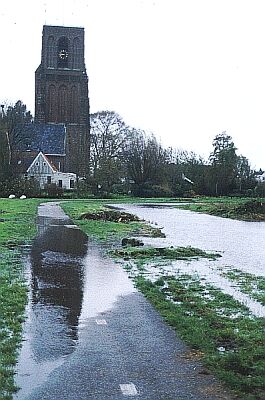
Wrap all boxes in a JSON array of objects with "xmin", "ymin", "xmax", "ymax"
[
  {"xmin": 43, "ymin": 162, "xmax": 46, "ymax": 166},
  {"xmin": 47, "ymin": 176, "xmax": 51, "ymax": 184},
  {"xmin": 58, "ymin": 180, "xmax": 63, "ymax": 188},
  {"xmin": 36, "ymin": 162, "xmax": 39, "ymax": 166},
  {"xmin": 70, "ymin": 179, "xmax": 75, "ymax": 189}
]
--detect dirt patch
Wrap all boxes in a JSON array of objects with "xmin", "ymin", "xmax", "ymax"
[
  {"xmin": 199, "ymin": 384, "xmax": 236, "ymax": 400},
  {"xmin": 79, "ymin": 210, "xmax": 140, "ymax": 223},
  {"xmin": 111, "ymin": 246, "xmax": 220, "ymax": 260},
  {"xmin": 121, "ymin": 238, "xmax": 144, "ymax": 247}
]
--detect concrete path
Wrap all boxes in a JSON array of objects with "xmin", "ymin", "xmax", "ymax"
[{"xmin": 15, "ymin": 203, "xmax": 233, "ymax": 400}]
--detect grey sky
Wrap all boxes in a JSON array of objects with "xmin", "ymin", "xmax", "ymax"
[{"xmin": 0, "ymin": 0, "xmax": 264, "ymax": 169}]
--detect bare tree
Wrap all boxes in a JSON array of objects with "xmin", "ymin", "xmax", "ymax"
[
  {"xmin": 123, "ymin": 129, "xmax": 169, "ymax": 195},
  {"xmin": 90, "ymin": 111, "xmax": 130, "ymax": 193},
  {"xmin": 1, "ymin": 100, "xmax": 33, "ymax": 174},
  {"xmin": 0, "ymin": 112, "xmax": 10, "ymax": 179}
]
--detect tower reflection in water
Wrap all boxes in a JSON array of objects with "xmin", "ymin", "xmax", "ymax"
[{"xmin": 29, "ymin": 215, "xmax": 88, "ymax": 361}]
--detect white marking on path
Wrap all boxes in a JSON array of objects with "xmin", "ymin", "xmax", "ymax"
[
  {"xmin": 120, "ymin": 383, "xmax": 138, "ymax": 396},
  {"xmin": 96, "ymin": 319, "xmax": 107, "ymax": 325}
]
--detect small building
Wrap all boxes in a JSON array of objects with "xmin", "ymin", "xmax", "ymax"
[
  {"xmin": 15, "ymin": 123, "xmax": 76, "ymax": 190},
  {"xmin": 255, "ymin": 171, "xmax": 265, "ymax": 183},
  {"xmin": 26, "ymin": 151, "xmax": 76, "ymax": 190}
]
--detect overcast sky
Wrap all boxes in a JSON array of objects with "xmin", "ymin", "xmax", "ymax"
[{"xmin": 0, "ymin": 0, "xmax": 264, "ymax": 169}]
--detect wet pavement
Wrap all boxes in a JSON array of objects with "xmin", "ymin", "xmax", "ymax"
[{"xmin": 14, "ymin": 202, "xmax": 232, "ymax": 400}]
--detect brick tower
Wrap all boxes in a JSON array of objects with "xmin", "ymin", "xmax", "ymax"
[{"xmin": 35, "ymin": 25, "xmax": 90, "ymax": 175}]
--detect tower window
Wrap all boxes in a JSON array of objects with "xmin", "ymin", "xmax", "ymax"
[
  {"xmin": 57, "ymin": 37, "xmax": 69, "ymax": 68},
  {"xmin": 58, "ymin": 85, "xmax": 68, "ymax": 122},
  {"xmin": 73, "ymin": 37, "xmax": 81, "ymax": 69},
  {"xmin": 47, "ymin": 36, "xmax": 55, "ymax": 68},
  {"xmin": 47, "ymin": 84, "xmax": 56, "ymax": 122}
]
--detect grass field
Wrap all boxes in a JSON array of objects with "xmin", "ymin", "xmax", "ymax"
[
  {"xmin": 0, "ymin": 196, "xmax": 264, "ymax": 399},
  {"xmin": 0, "ymin": 199, "xmax": 43, "ymax": 399}
]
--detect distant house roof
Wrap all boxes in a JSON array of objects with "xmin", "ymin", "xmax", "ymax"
[
  {"xmin": 256, "ymin": 171, "xmax": 265, "ymax": 182},
  {"xmin": 15, "ymin": 123, "xmax": 66, "ymax": 155},
  {"xmin": 17, "ymin": 151, "xmax": 38, "ymax": 173},
  {"xmin": 27, "ymin": 151, "xmax": 58, "ymax": 173}
]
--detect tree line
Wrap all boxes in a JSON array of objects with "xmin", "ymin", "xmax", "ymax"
[
  {"xmin": 0, "ymin": 101, "xmax": 264, "ymax": 197},
  {"xmin": 89, "ymin": 110, "xmax": 262, "ymax": 197}
]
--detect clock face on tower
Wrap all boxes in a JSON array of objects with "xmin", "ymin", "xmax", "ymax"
[{"xmin": 58, "ymin": 49, "xmax": 68, "ymax": 59}]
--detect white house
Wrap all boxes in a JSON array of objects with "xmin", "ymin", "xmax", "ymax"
[
  {"xmin": 256, "ymin": 171, "xmax": 265, "ymax": 183},
  {"xmin": 26, "ymin": 152, "xmax": 76, "ymax": 190}
]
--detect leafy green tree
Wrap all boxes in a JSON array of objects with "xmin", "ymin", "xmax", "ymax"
[
  {"xmin": 236, "ymin": 155, "xmax": 255, "ymax": 193},
  {"xmin": 209, "ymin": 132, "xmax": 238, "ymax": 195}
]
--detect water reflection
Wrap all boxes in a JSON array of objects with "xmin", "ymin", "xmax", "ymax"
[
  {"xmin": 15, "ymin": 203, "xmax": 136, "ymax": 399},
  {"xmin": 30, "ymin": 217, "xmax": 88, "ymax": 359},
  {"xmin": 15, "ymin": 207, "xmax": 88, "ymax": 399}
]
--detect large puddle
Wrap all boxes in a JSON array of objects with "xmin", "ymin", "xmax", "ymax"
[
  {"xmin": 114, "ymin": 204, "xmax": 265, "ymax": 318},
  {"xmin": 15, "ymin": 203, "xmax": 135, "ymax": 399}
]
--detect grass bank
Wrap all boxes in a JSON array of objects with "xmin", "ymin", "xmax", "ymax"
[
  {"xmin": 115, "ymin": 251, "xmax": 265, "ymax": 400},
  {"xmin": 177, "ymin": 197, "xmax": 265, "ymax": 221},
  {"xmin": 0, "ymin": 198, "xmax": 42, "ymax": 400},
  {"xmin": 61, "ymin": 199, "xmax": 165, "ymax": 242},
  {"xmin": 62, "ymin": 198, "xmax": 265, "ymax": 400},
  {"xmin": 134, "ymin": 275, "xmax": 264, "ymax": 400}
]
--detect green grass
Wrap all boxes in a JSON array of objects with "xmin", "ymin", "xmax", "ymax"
[
  {"xmin": 0, "ymin": 198, "xmax": 43, "ymax": 399},
  {"xmin": 221, "ymin": 268, "xmax": 265, "ymax": 306},
  {"xmin": 61, "ymin": 199, "xmax": 164, "ymax": 242},
  {"xmin": 177, "ymin": 197, "xmax": 265, "ymax": 221},
  {"xmin": 135, "ymin": 275, "xmax": 265, "ymax": 400},
  {"xmin": 111, "ymin": 245, "xmax": 221, "ymax": 260}
]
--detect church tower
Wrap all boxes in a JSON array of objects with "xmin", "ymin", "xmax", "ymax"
[{"xmin": 35, "ymin": 25, "xmax": 90, "ymax": 175}]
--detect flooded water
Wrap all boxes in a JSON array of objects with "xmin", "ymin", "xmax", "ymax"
[
  {"xmin": 15, "ymin": 203, "xmax": 136, "ymax": 399},
  {"xmin": 114, "ymin": 204, "xmax": 265, "ymax": 318}
]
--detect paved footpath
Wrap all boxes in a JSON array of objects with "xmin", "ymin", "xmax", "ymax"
[
  {"xmin": 23, "ymin": 292, "xmax": 233, "ymax": 400},
  {"xmin": 17, "ymin": 203, "xmax": 234, "ymax": 400}
]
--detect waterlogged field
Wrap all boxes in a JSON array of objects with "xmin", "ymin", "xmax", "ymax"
[
  {"xmin": 0, "ymin": 197, "xmax": 264, "ymax": 399},
  {"xmin": 0, "ymin": 198, "xmax": 43, "ymax": 400},
  {"xmin": 62, "ymin": 198, "xmax": 265, "ymax": 400},
  {"xmin": 115, "ymin": 254, "xmax": 265, "ymax": 400}
]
